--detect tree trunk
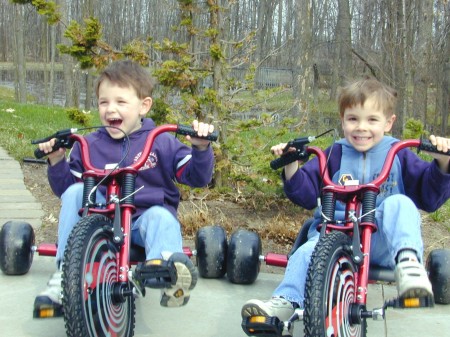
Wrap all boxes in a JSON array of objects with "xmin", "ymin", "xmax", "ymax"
[
  {"xmin": 412, "ymin": 0, "xmax": 432, "ymax": 124},
  {"xmin": 292, "ymin": 0, "xmax": 313, "ymax": 131},
  {"xmin": 13, "ymin": 4, "xmax": 26, "ymax": 103}
]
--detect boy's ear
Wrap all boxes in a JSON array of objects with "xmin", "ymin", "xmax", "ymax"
[
  {"xmin": 384, "ymin": 114, "xmax": 396, "ymax": 132},
  {"xmin": 141, "ymin": 97, "xmax": 153, "ymax": 115}
]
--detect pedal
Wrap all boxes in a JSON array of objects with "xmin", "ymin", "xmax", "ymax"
[
  {"xmin": 33, "ymin": 304, "xmax": 63, "ymax": 319},
  {"xmin": 134, "ymin": 259, "xmax": 177, "ymax": 289},
  {"xmin": 242, "ymin": 315, "xmax": 284, "ymax": 336},
  {"xmin": 385, "ymin": 294, "xmax": 435, "ymax": 309}
]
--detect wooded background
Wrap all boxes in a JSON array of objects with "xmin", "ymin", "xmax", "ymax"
[{"xmin": 1, "ymin": 0, "xmax": 449, "ymax": 138}]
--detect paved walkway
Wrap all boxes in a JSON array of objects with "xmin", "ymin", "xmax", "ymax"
[
  {"xmin": 0, "ymin": 146, "xmax": 449, "ymax": 337},
  {"xmin": 0, "ymin": 147, "xmax": 43, "ymax": 229}
]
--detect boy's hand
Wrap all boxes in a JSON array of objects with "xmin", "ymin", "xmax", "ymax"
[
  {"xmin": 38, "ymin": 138, "xmax": 66, "ymax": 166},
  {"xmin": 270, "ymin": 143, "xmax": 300, "ymax": 180},
  {"xmin": 428, "ymin": 135, "xmax": 450, "ymax": 173},
  {"xmin": 187, "ymin": 120, "xmax": 215, "ymax": 151}
]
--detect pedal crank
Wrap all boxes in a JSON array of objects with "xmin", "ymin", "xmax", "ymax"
[{"xmin": 366, "ymin": 294, "xmax": 434, "ymax": 322}]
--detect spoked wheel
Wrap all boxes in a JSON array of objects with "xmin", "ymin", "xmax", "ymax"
[
  {"xmin": 304, "ymin": 231, "xmax": 367, "ymax": 337},
  {"xmin": 62, "ymin": 214, "xmax": 135, "ymax": 337}
]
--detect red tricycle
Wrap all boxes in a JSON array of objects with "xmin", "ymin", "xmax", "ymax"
[
  {"xmin": 242, "ymin": 134, "xmax": 450, "ymax": 337},
  {"xmin": 0, "ymin": 123, "xmax": 243, "ymax": 337}
]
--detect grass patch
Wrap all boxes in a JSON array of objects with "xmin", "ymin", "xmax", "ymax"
[{"xmin": 0, "ymin": 99, "xmax": 100, "ymax": 161}]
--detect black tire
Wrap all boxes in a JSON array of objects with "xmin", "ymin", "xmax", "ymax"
[
  {"xmin": 304, "ymin": 231, "xmax": 367, "ymax": 337},
  {"xmin": 0, "ymin": 221, "xmax": 35, "ymax": 275},
  {"xmin": 226, "ymin": 229, "xmax": 261, "ymax": 284},
  {"xmin": 62, "ymin": 214, "xmax": 135, "ymax": 337},
  {"xmin": 426, "ymin": 248, "xmax": 450, "ymax": 304},
  {"xmin": 195, "ymin": 225, "xmax": 228, "ymax": 278}
]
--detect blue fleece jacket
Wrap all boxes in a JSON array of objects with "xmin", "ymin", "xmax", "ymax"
[{"xmin": 47, "ymin": 118, "xmax": 214, "ymax": 218}]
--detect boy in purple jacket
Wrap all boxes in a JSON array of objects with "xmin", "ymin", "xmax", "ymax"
[
  {"xmin": 34, "ymin": 60, "xmax": 216, "ymax": 313},
  {"xmin": 242, "ymin": 78, "xmax": 450, "ymax": 324}
]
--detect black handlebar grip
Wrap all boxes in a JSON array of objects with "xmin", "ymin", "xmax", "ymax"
[
  {"xmin": 270, "ymin": 151, "xmax": 301, "ymax": 170},
  {"xmin": 177, "ymin": 124, "xmax": 219, "ymax": 141},
  {"xmin": 33, "ymin": 142, "xmax": 63, "ymax": 159},
  {"xmin": 419, "ymin": 139, "xmax": 450, "ymax": 156},
  {"xmin": 34, "ymin": 148, "xmax": 47, "ymax": 159}
]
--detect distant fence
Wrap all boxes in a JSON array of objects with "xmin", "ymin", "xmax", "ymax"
[
  {"xmin": 0, "ymin": 62, "xmax": 296, "ymax": 90},
  {"xmin": 228, "ymin": 67, "xmax": 293, "ymax": 89}
]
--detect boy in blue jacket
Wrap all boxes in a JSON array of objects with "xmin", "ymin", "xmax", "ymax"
[
  {"xmin": 34, "ymin": 60, "xmax": 216, "ymax": 313},
  {"xmin": 242, "ymin": 78, "xmax": 450, "ymax": 323}
]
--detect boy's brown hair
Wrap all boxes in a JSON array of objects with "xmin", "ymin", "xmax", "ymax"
[
  {"xmin": 95, "ymin": 59, "xmax": 154, "ymax": 99},
  {"xmin": 338, "ymin": 77, "xmax": 397, "ymax": 118}
]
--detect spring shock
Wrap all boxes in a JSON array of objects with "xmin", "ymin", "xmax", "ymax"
[
  {"xmin": 121, "ymin": 173, "xmax": 136, "ymax": 205},
  {"xmin": 321, "ymin": 191, "xmax": 336, "ymax": 223},
  {"xmin": 361, "ymin": 190, "xmax": 377, "ymax": 223},
  {"xmin": 82, "ymin": 176, "xmax": 96, "ymax": 207}
]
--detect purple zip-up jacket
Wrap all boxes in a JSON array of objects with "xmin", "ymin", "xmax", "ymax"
[
  {"xmin": 47, "ymin": 118, "xmax": 214, "ymax": 218},
  {"xmin": 283, "ymin": 137, "xmax": 450, "ymax": 213}
]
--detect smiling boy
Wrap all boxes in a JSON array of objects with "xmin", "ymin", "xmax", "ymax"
[{"xmin": 241, "ymin": 77, "xmax": 450, "ymax": 324}]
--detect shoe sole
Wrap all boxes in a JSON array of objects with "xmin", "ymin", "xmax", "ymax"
[
  {"xmin": 400, "ymin": 288, "xmax": 434, "ymax": 299},
  {"xmin": 241, "ymin": 303, "xmax": 270, "ymax": 318},
  {"xmin": 161, "ymin": 254, "xmax": 197, "ymax": 307}
]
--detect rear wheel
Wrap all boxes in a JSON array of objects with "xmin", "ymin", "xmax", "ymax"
[
  {"xmin": 62, "ymin": 214, "xmax": 135, "ymax": 337},
  {"xmin": 0, "ymin": 221, "xmax": 35, "ymax": 275},
  {"xmin": 195, "ymin": 225, "xmax": 227, "ymax": 278},
  {"xmin": 304, "ymin": 231, "xmax": 366, "ymax": 337},
  {"xmin": 226, "ymin": 229, "xmax": 261, "ymax": 284},
  {"xmin": 426, "ymin": 248, "xmax": 450, "ymax": 304}
]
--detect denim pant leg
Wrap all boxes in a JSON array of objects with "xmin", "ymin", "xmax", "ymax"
[
  {"xmin": 272, "ymin": 225, "xmax": 320, "ymax": 307},
  {"xmin": 131, "ymin": 206, "xmax": 183, "ymax": 260},
  {"xmin": 56, "ymin": 183, "xmax": 105, "ymax": 266},
  {"xmin": 370, "ymin": 194, "xmax": 423, "ymax": 268}
]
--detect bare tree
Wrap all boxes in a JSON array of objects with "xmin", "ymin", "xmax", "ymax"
[
  {"xmin": 13, "ymin": 3, "xmax": 26, "ymax": 103},
  {"xmin": 412, "ymin": 0, "xmax": 433, "ymax": 124}
]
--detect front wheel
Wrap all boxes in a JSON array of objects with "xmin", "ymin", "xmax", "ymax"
[
  {"xmin": 304, "ymin": 231, "xmax": 366, "ymax": 337},
  {"xmin": 62, "ymin": 214, "xmax": 135, "ymax": 337}
]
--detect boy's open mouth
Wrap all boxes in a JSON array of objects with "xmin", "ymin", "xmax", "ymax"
[{"xmin": 108, "ymin": 118, "xmax": 123, "ymax": 128}]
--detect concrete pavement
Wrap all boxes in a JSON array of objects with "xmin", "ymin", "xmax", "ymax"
[{"xmin": 0, "ymin": 145, "xmax": 449, "ymax": 337}]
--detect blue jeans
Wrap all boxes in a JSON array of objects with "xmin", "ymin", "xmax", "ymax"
[
  {"xmin": 273, "ymin": 194, "xmax": 423, "ymax": 306},
  {"xmin": 56, "ymin": 183, "xmax": 183, "ymax": 265}
]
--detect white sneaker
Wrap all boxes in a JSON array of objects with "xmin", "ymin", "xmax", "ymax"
[
  {"xmin": 395, "ymin": 260, "xmax": 433, "ymax": 299},
  {"xmin": 241, "ymin": 297, "xmax": 295, "ymax": 322}
]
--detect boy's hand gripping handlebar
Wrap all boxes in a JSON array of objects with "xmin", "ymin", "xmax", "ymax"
[
  {"xmin": 31, "ymin": 125, "xmax": 219, "ymax": 160},
  {"xmin": 270, "ymin": 130, "xmax": 335, "ymax": 170}
]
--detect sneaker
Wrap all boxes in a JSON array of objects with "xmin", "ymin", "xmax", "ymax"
[
  {"xmin": 241, "ymin": 297, "xmax": 295, "ymax": 322},
  {"xmin": 33, "ymin": 271, "xmax": 63, "ymax": 317},
  {"xmin": 159, "ymin": 252, "xmax": 198, "ymax": 307},
  {"xmin": 395, "ymin": 260, "xmax": 433, "ymax": 299}
]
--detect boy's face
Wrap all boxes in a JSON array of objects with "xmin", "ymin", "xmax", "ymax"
[
  {"xmin": 97, "ymin": 79, "xmax": 152, "ymax": 139},
  {"xmin": 341, "ymin": 96, "xmax": 396, "ymax": 152}
]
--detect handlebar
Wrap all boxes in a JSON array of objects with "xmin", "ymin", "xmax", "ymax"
[
  {"xmin": 31, "ymin": 124, "xmax": 219, "ymax": 170},
  {"xmin": 271, "ymin": 137, "xmax": 450, "ymax": 189}
]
